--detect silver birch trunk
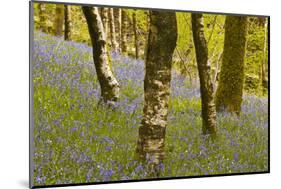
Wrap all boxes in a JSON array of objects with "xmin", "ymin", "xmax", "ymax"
[
  {"xmin": 121, "ymin": 10, "xmax": 128, "ymax": 54},
  {"xmin": 133, "ymin": 11, "xmax": 139, "ymax": 59},
  {"xmin": 191, "ymin": 13, "xmax": 217, "ymax": 135},
  {"xmin": 99, "ymin": 8, "xmax": 109, "ymax": 41},
  {"xmin": 64, "ymin": 5, "xmax": 71, "ymax": 40},
  {"xmin": 108, "ymin": 8, "xmax": 119, "ymax": 52},
  {"xmin": 136, "ymin": 11, "xmax": 177, "ymax": 171},
  {"xmin": 82, "ymin": 7, "xmax": 120, "ymax": 103}
]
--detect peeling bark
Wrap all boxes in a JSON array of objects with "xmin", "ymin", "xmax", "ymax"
[
  {"xmin": 191, "ymin": 13, "xmax": 217, "ymax": 135},
  {"xmin": 136, "ymin": 11, "xmax": 177, "ymax": 171},
  {"xmin": 82, "ymin": 7, "xmax": 120, "ymax": 103},
  {"xmin": 215, "ymin": 16, "xmax": 248, "ymax": 114}
]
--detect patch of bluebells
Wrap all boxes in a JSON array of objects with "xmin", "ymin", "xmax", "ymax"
[{"xmin": 32, "ymin": 32, "xmax": 268, "ymax": 186}]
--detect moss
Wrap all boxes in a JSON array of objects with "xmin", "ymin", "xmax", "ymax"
[
  {"xmin": 215, "ymin": 16, "xmax": 248, "ymax": 114},
  {"xmin": 244, "ymin": 74, "xmax": 260, "ymax": 93},
  {"xmin": 192, "ymin": 13, "xmax": 217, "ymax": 135}
]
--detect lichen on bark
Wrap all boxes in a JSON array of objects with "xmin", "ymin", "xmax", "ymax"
[{"xmin": 136, "ymin": 10, "xmax": 177, "ymax": 171}]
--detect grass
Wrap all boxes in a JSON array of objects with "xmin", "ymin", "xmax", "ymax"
[{"xmin": 32, "ymin": 31, "xmax": 268, "ymax": 186}]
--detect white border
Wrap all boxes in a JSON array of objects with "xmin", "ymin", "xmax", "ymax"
[{"xmin": 1, "ymin": 0, "xmax": 279, "ymax": 189}]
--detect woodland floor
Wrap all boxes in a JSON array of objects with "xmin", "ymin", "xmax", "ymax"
[{"xmin": 32, "ymin": 32, "xmax": 268, "ymax": 186}]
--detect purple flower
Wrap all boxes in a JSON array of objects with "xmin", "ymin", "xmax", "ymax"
[
  {"xmin": 103, "ymin": 136, "xmax": 114, "ymax": 144},
  {"xmin": 134, "ymin": 164, "xmax": 143, "ymax": 173},
  {"xmin": 105, "ymin": 169, "xmax": 114, "ymax": 177},
  {"xmin": 106, "ymin": 145, "xmax": 112, "ymax": 151},
  {"xmin": 71, "ymin": 127, "xmax": 78, "ymax": 132},
  {"xmin": 180, "ymin": 152, "xmax": 185, "ymax": 159},
  {"xmin": 234, "ymin": 152, "xmax": 239, "ymax": 162},
  {"xmin": 86, "ymin": 168, "xmax": 93, "ymax": 182},
  {"xmin": 36, "ymin": 176, "xmax": 45, "ymax": 184},
  {"xmin": 36, "ymin": 176, "xmax": 42, "ymax": 183},
  {"xmin": 53, "ymin": 120, "xmax": 60, "ymax": 126}
]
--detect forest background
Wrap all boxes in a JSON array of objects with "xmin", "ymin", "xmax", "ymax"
[
  {"xmin": 30, "ymin": 0, "xmax": 269, "ymax": 186},
  {"xmin": 0, "ymin": 1, "xmax": 277, "ymax": 189}
]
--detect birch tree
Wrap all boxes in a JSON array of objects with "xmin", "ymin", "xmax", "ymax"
[
  {"xmin": 121, "ymin": 10, "xmax": 128, "ymax": 54},
  {"xmin": 133, "ymin": 11, "xmax": 139, "ymax": 59},
  {"xmin": 191, "ymin": 13, "xmax": 217, "ymax": 135},
  {"xmin": 114, "ymin": 8, "xmax": 122, "ymax": 51},
  {"xmin": 136, "ymin": 10, "xmax": 177, "ymax": 171},
  {"xmin": 38, "ymin": 3, "xmax": 47, "ymax": 33},
  {"xmin": 82, "ymin": 6, "xmax": 120, "ymax": 103},
  {"xmin": 64, "ymin": 5, "xmax": 71, "ymax": 40},
  {"xmin": 108, "ymin": 8, "xmax": 119, "ymax": 52},
  {"xmin": 54, "ymin": 4, "xmax": 64, "ymax": 36},
  {"xmin": 99, "ymin": 8, "xmax": 109, "ymax": 40}
]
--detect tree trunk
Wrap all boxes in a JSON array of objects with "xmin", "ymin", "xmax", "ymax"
[
  {"xmin": 54, "ymin": 4, "xmax": 64, "ymax": 36},
  {"xmin": 215, "ymin": 16, "xmax": 248, "ymax": 115},
  {"xmin": 143, "ymin": 11, "xmax": 150, "ymax": 60},
  {"xmin": 121, "ymin": 10, "xmax": 128, "ymax": 54},
  {"xmin": 38, "ymin": 3, "xmax": 47, "ymax": 33},
  {"xmin": 191, "ymin": 13, "xmax": 217, "ymax": 135},
  {"xmin": 64, "ymin": 5, "xmax": 71, "ymax": 40},
  {"xmin": 261, "ymin": 18, "xmax": 268, "ymax": 89},
  {"xmin": 99, "ymin": 8, "xmax": 109, "ymax": 40},
  {"xmin": 114, "ymin": 8, "xmax": 122, "ymax": 51},
  {"xmin": 108, "ymin": 8, "xmax": 119, "ymax": 52},
  {"xmin": 136, "ymin": 11, "xmax": 177, "ymax": 171},
  {"xmin": 133, "ymin": 11, "xmax": 139, "ymax": 59},
  {"xmin": 118, "ymin": 9, "xmax": 122, "ymax": 52},
  {"xmin": 213, "ymin": 51, "xmax": 223, "ymax": 90},
  {"xmin": 82, "ymin": 7, "xmax": 120, "ymax": 103}
]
